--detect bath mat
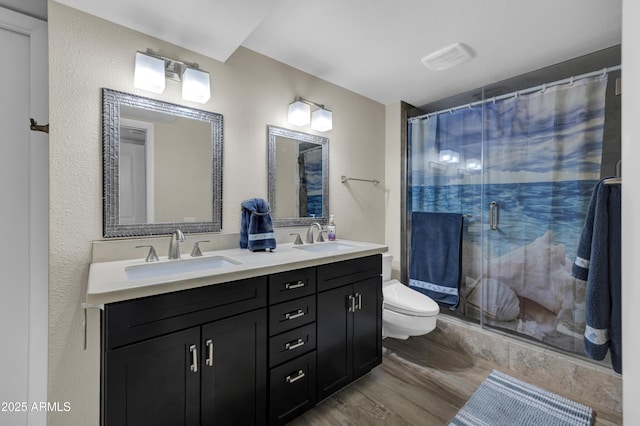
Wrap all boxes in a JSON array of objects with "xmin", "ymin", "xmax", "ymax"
[{"xmin": 450, "ymin": 370, "xmax": 593, "ymax": 426}]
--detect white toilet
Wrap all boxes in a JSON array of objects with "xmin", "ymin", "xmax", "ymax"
[{"xmin": 382, "ymin": 253, "xmax": 439, "ymax": 339}]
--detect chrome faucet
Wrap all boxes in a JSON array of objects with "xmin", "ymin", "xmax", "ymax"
[
  {"xmin": 305, "ymin": 222, "xmax": 323, "ymax": 244},
  {"xmin": 168, "ymin": 229, "xmax": 185, "ymax": 259}
]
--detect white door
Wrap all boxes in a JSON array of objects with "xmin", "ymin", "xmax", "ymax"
[{"xmin": 0, "ymin": 7, "xmax": 48, "ymax": 426}]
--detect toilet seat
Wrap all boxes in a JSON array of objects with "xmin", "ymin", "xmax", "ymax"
[{"xmin": 383, "ymin": 280, "xmax": 439, "ymax": 317}]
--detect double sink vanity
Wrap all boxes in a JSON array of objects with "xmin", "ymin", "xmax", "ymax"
[
  {"xmin": 88, "ymin": 239, "xmax": 387, "ymax": 425},
  {"xmin": 94, "ymin": 87, "xmax": 385, "ymax": 424}
]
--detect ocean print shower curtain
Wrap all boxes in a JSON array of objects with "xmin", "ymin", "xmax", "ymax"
[{"xmin": 409, "ymin": 75, "xmax": 608, "ymax": 353}]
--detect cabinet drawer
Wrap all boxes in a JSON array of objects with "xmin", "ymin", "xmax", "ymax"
[
  {"xmin": 269, "ymin": 351, "xmax": 316, "ymax": 425},
  {"xmin": 269, "ymin": 267, "xmax": 316, "ymax": 304},
  {"xmin": 269, "ymin": 323, "xmax": 316, "ymax": 368},
  {"xmin": 317, "ymin": 254, "xmax": 382, "ymax": 292},
  {"xmin": 269, "ymin": 295, "xmax": 316, "ymax": 336},
  {"xmin": 105, "ymin": 276, "xmax": 267, "ymax": 349}
]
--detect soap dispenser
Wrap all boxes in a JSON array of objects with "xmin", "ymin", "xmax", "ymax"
[{"xmin": 327, "ymin": 215, "xmax": 336, "ymax": 241}]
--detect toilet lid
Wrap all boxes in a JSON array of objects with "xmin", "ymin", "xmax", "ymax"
[{"xmin": 383, "ymin": 280, "xmax": 439, "ymax": 317}]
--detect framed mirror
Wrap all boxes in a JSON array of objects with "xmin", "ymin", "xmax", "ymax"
[
  {"xmin": 267, "ymin": 125, "xmax": 329, "ymax": 227},
  {"xmin": 102, "ymin": 88, "xmax": 223, "ymax": 237}
]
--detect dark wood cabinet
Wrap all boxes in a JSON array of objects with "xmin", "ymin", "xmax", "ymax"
[
  {"xmin": 105, "ymin": 327, "xmax": 201, "ymax": 426},
  {"xmin": 269, "ymin": 351, "xmax": 316, "ymax": 425},
  {"xmin": 316, "ymin": 255, "xmax": 382, "ymax": 401},
  {"xmin": 103, "ymin": 278, "xmax": 268, "ymax": 426},
  {"xmin": 200, "ymin": 310, "xmax": 267, "ymax": 425},
  {"xmin": 267, "ymin": 268, "xmax": 317, "ymax": 425},
  {"xmin": 102, "ymin": 254, "xmax": 381, "ymax": 426}
]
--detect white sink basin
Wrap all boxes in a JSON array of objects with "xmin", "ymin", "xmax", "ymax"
[
  {"xmin": 293, "ymin": 242, "xmax": 359, "ymax": 253},
  {"xmin": 125, "ymin": 255, "xmax": 241, "ymax": 280}
]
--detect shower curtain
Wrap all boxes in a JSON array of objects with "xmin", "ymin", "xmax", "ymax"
[{"xmin": 409, "ymin": 75, "xmax": 608, "ymax": 353}]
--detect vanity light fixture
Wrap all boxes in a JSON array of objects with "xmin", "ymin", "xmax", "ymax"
[
  {"xmin": 288, "ymin": 100, "xmax": 311, "ymax": 126},
  {"xmin": 287, "ymin": 97, "xmax": 333, "ymax": 132},
  {"xmin": 134, "ymin": 52, "xmax": 165, "ymax": 94},
  {"xmin": 311, "ymin": 108, "xmax": 333, "ymax": 132},
  {"xmin": 182, "ymin": 66, "xmax": 211, "ymax": 104},
  {"xmin": 134, "ymin": 49, "xmax": 211, "ymax": 104}
]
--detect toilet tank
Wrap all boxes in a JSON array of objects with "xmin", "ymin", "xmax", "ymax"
[{"xmin": 382, "ymin": 253, "xmax": 393, "ymax": 282}]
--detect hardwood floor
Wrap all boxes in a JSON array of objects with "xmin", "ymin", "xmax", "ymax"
[{"xmin": 290, "ymin": 335, "xmax": 622, "ymax": 425}]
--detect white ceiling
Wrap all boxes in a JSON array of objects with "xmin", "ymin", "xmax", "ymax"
[{"xmin": 53, "ymin": 0, "xmax": 622, "ymax": 106}]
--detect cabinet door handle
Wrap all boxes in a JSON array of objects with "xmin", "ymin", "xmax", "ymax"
[
  {"xmin": 285, "ymin": 280, "xmax": 305, "ymax": 290},
  {"xmin": 286, "ymin": 370, "xmax": 305, "ymax": 384},
  {"xmin": 347, "ymin": 294, "xmax": 355, "ymax": 312},
  {"xmin": 189, "ymin": 344, "xmax": 198, "ymax": 373},
  {"xmin": 355, "ymin": 293, "xmax": 362, "ymax": 310},
  {"xmin": 205, "ymin": 339, "xmax": 214, "ymax": 367},
  {"xmin": 284, "ymin": 338, "xmax": 305, "ymax": 351},
  {"xmin": 285, "ymin": 309, "xmax": 305, "ymax": 320}
]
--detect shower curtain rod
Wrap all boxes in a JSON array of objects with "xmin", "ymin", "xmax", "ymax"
[{"xmin": 411, "ymin": 65, "xmax": 621, "ymax": 121}]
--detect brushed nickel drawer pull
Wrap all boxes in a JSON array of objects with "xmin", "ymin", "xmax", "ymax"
[
  {"xmin": 285, "ymin": 309, "xmax": 305, "ymax": 320},
  {"xmin": 355, "ymin": 293, "xmax": 362, "ymax": 310},
  {"xmin": 348, "ymin": 294, "xmax": 356, "ymax": 312},
  {"xmin": 189, "ymin": 344, "xmax": 198, "ymax": 373},
  {"xmin": 205, "ymin": 339, "xmax": 214, "ymax": 367},
  {"xmin": 286, "ymin": 370, "xmax": 305, "ymax": 384},
  {"xmin": 285, "ymin": 280, "xmax": 305, "ymax": 290},
  {"xmin": 285, "ymin": 338, "xmax": 305, "ymax": 351}
]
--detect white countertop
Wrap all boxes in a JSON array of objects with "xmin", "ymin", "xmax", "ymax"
[{"xmin": 86, "ymin": 239, "xmax": 387, "ymax": 305}]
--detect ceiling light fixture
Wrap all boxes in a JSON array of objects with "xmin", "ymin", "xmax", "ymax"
[
  {"xmin": 421, "ymin": 42, "xmax": 475, "ymax": 71},
  {"xmin": 134, "ymin": 49, "xmax": 211, "ymax": 104},
  {"xmin": 288, "ymin": 97, "xmax": 332, "ymax": 132}
]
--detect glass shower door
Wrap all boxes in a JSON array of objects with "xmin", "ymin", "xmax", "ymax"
[{"xmin": 479, "ymin": 76, "xmax": 608, "ymax": 353}]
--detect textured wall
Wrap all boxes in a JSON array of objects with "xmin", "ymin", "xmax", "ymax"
[{"xmin": 48, "ymin": 2, "xmax": 385, "ymax": 424}]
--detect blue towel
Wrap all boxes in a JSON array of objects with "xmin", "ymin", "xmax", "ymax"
[
  {"xmin": 409, "ymin": 212, "xmax": 464, "ymax": 308},
  {"xmin": 572, "ymin": 178, "xmax": 621, "ymax": 373},
  {"xmin": 240, "ymin": 198, "xmax": 276, "ymax": 252}
]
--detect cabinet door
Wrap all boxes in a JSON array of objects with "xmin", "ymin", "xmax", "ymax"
[
  {"xmin": 200, "ymin": 309, "xmax": 267, "ymax": 426},
  {"xmin": 316, "ymin": 285, "xmax": 354, "ymax": 401},
  {"xmin": 353, "ymin": 277, "xmax": 383, "ymax": 379},
  {"xmin": 105, "ymin": 327, "xmax": 201, "ymax": 426}
]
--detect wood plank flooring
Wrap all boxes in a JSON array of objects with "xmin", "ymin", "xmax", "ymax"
[{"xmin": 290, "ymin": 335, "xmax": 622, "ymax": 425}]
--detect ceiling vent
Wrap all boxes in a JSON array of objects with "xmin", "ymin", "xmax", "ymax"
[{"xmin": 421, "ymin": 43, "xmax": 475, "ymax": 71}]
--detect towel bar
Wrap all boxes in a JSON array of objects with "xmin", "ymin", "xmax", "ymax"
[{"xmin": 340, "ymin": 175, "xmax": 379, "ymax": 185}]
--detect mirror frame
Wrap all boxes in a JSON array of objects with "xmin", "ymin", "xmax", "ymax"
[
  {"xmin": 102, "ymin": 88, "xmax": 223, "ymax": 237},
  {"xmin": 267, "ymin": 125, "xmax": 329, "ymax": 227}
]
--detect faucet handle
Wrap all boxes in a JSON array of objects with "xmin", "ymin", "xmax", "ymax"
[
  {"xmin": 317, "ymin": 230, "xmax": 327, "ymax": 243},
  {"xmin": 136, "ymin": 245, "xmax": 159, "ymax": 262},
  {"xmin": 289, "ymin": 233, "xmax": 303, "ymax": 245},
  {"xmin": 190, "ymin": 240, "xmax": 210, "ymax": 257}
]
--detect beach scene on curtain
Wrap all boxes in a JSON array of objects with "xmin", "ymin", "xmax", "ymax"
[{"xmin": 409, "ymin": 75, "xmax": 608, "ymax": 353}]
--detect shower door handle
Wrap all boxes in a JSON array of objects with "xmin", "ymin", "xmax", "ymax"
[{"xmin": 489, "ymin": 201, "xmax": 499, "ymax": 231}]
